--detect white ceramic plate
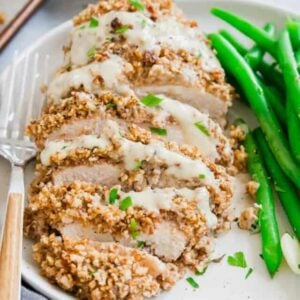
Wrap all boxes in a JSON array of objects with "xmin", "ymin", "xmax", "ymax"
[{"xmin": 0, "ymin": 0, "xmax": 299, "ymax": 299}]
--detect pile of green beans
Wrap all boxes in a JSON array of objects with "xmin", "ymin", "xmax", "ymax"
[
  {"xmin": 210, "ymin": 7, "xmax": 300, "ymax": 277},
  {"xmin": 208, "ymin": 33, "xmax": 300, "ymax": 186}
]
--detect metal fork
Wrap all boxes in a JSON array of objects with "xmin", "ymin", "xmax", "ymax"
[{"xmin": 0, "ymin": 51, "xmax": 49, "ymax": 300}]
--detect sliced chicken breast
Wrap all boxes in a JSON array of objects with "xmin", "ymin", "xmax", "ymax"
[
  {"xmin": 27, "ymin": 91, "xmax": 233, "ymax": 165},
  {"xmin": 25, "ymin": 2, "xmax": 236, "ymax": 299},
  {"xmin": 135, "ymin": 85, "xmax": 229, "ymax": 126},
  {"xmin": 36, "ymin": 119, "xmax": 232, "ymax": 196},
  {"xmin": 25, "ymin": 182, "xmax": 214, "ymax": 266},
  {"xmin": 46, "ymin": 2, "xmax": 233, "ymax": 122},
  {"xmin": 52, "ymin": 163, "xmax": 122, "ymax": 186},
  {"xmin": 33, "ymin": 234, "xmax": 182, "ymax": 299}
]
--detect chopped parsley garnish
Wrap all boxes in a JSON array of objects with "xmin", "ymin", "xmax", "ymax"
[
  {"xmin": 87, "ymin": 46, "xmax": 96, "ymax": 59},
  {"xmin": 109, "ymin": 188, "xmax": 118, "ymax": 204},
  {"xmin": 115, "ymin": 25, "xmax": 130, "ymax": 34},
  {"xmin": 89, "ymin": 17, "xmax": 99, "ymax": 28},
  {"xmin": 106, "ymin": 36, "xmax": 114, "ymax": 42},
  {"xmin": 198, "ymin": 174, "xmax": 206, "ymax": 179},
  {"xmin": 245, "ymin": 267, "xmax": 253, "ymax": 279},
  {"xmin": 106, "ymin": 102, "xmax": 117, "ymax": 109},
  {"xmin": 119, "ymin": 196, "xmax": 133, "ymax": 211},
  {"xmin": 129, "ymin": 0, "xmax": 145, "ymax": 11},
  {"xmin": 61, "ymin": 145, "xmax": 67, "ymax": 150},
  {"xmin": 137, "ymin": 240, "xmax": 145, "ymax": 248},
  {"xmin": 79, "ymin": 25, "xmax": 86, "ymax": 30},
  {"xmin": 150, "ymin": 127, "xmax": 167, "ymax": 136},
  {"xmin": 129, "ymin": 219, "xmax": 138, "ymax": 240},
  {"xmin": 194, "ymin": 121, "xmax": 210, "ymax": 136},
  {"xmin": 195, "ymin": 266, "xmax": 207, "ymax": 276},
  {"xmin": 259, "ymin": 253, "xmax": 264, "ymax": 260},
  {"xmin": 135, "ymin": 160, "xmax": 142, "ymax": 169},
  {"xmin": 89, "ymin": 270, "xmax": 96, "ymax": 276},
  {"xmin": 186, "ymin": 277, "xmax": 199, "ymax": 289},
  {"xmin": 227, "ymin": 251, "xmax": 247, "ymax": 268},
  {"xmin": 140, "ymin": 94, "xmax": 163, "ymax": 106}
]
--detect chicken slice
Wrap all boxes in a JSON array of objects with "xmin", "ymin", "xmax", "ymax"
[
  {"xmin": 33, "ymin": 234, "xmax": 182, "ymax": 299},
  {"xmin": 47, "ymin": 6, "xmax": 233, "ymax": 122},
  {"xmin": 60, "ymin": 221, "xmax": 188, "ymax": 262},
  {"xmin": 28, "ymin": 91, "xmax": 233, "ymax": 164},
  {"xmin": 135, "ymin": 85, "xmax": 228, "ymax": 126},
  {"xmin": 39, "ymin": 120, "xmax": 217, "ymax": 182},
  {"xmin": 25, "ymin": 182, "xmax": 214, "ymax": 266},
  {"xmin": 52, "ymin": 163, "xmax": 122, "ymax": 187}
]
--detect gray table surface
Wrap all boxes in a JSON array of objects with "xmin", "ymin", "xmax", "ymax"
[{"xmin": 0, "ymin": 0, "xmax": 299, "ymax": 298}]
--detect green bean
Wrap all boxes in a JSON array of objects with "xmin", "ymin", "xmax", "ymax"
[
  {"xmin": 254, "ymin": 128, "xmax": 300, "ymax": 240},
  {"xmin": 244, "ymin": 128, "xmax": 282, "ymax": 276},
  {"xmin": 287, "ymin": 99, "xmax": 300, "ymax": 161},
  {"xmin": 257, "ymin": 60, "xmax": 285, "ymax": 92},
  {"xmin": 219, "ymin": 27, "xmax": 284, "ymax": 91},
  {"xmin": 295, "ymin": 49, "xmax": 300, "ymax": 64},
  {"xmin": 211, "ymin": 8, "xmax": 286, "ymax": 91},
  {"xmin": 244, "ymin": 24, "xmax": 286, "ymax": 125},
  {"xmin": 219, "ymin": 29, "xmax": 248, "ymax": 55},
  {"xmin": 219, "ymin": 28, "xmax": 286, "ymax": 125},
  {"xmin": 245, "ymin": 23, "xmax": 275, "ymax": 69},
  {"xmin": 259, "ymin": 79, "xmax": 286, "ymax": 126},
  {"xmin": 244, "ymin": 23, "xmax": 285, "ymax": 92},
  {"xmin": 211, "ymin": 7, "xmax": 277, "ymax": 58},
  {"xmin": 208, "ymin": 33, "xmax": 300, "ymax": 187},
  {"xmin": 262, "ymin": 83, "xmax": 285, "ymax": 105},
  {"xmin": 287, "ymin": 18, "xmax": 300, "ymax": 50},
  {"xmin": 277, "ymin": 30, "xmax": 300, "ymax": 161}
]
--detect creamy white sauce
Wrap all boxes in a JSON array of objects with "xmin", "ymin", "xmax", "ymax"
[
  {"xmin": 70, "ymin": 11, "xmax": 220, "ymax": 71},
  {"xmin": 76, "ymin": 91, "xmax": 98, "ymax": 110},
  {"xmin": 40, "ymin": 135, "xmax": 111, "ymax": 165},
  {"xmin": 181, "ymin": 67, "xmax": 198, "ymax": 84},
  {"xmin": 47, "ymin": 55, "xmax": 132, "ymax": 102},
  {"xmin": 41, "ymin": 118, "xmax": 216, "ymax": 184},
  {"xmin": 122, "ymin": 139, "xmax": 214, "ymax": 182},
  {"xmin": 119, "ymin": 186, "xmax": 217, "ymax": 228},
  {"xmin": 135, "ymin": 85, "xmax": 228, "ymax": 126},
  {"xmin": 42, "ymin": 134, "xmax": 214, "ymax": 183},
  {"xmin": 153, "ymin": 96, "xmax": 220, "ymax": 160}
]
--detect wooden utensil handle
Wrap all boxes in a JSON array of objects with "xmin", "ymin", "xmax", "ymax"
[
  {"xmin": 0, "ymin": 166, "xmax": 24, "ymax": 300},
  {"xmin": 0, "ymin": 0, "xmax": 45, "ymax": 51}
]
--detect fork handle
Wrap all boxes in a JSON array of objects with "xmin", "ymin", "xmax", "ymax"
[{"xmin": 0, "ymin": 165, "xmax": 24, "ymax": 300}]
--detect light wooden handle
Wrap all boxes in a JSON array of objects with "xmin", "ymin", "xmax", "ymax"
[{"xmin": 0, "ymin": 192, "xmax": 23, "ymax": 300}]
